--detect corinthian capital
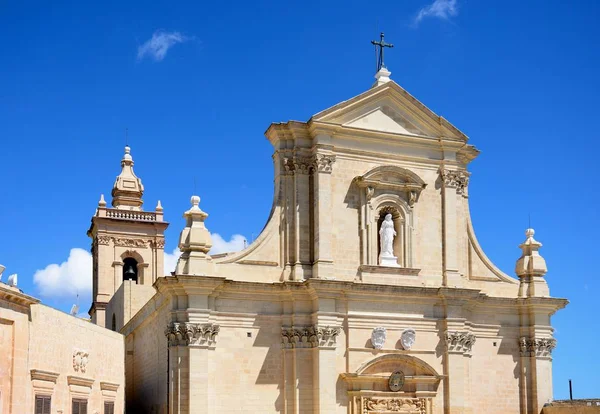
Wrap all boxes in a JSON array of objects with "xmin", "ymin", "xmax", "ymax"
[
  {"xmin": 519, "ymin": 336, "xmax": 556, "ymax": 357},
  {"xmin": 165, "ymin": 322, "xmax": 220, "ymax": 347},
  {"xmin": 445, "ymin": 331, "xmax": 476, "ymax": 354},
  {"xmin": 440, "ymin": 168, "xmax": 470, "ymax": 195},
  {"xmin": 312, "ymin": 154, "xmax": 336, "ymax": 174}
]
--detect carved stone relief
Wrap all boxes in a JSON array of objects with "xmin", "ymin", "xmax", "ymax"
[
  {"xmin": 519, "ymin": 337, "xmax": 556, "ymax": 357},
  {"xmin": 400, "ymin": 328, "xmax": 416, "ymax": 350},
  {"xmin": 311, "ymin": 154, "xmax": 336, "ymax": 173},
  {"xmin": 152, "ymin": 239, "xmax": 166, "ymax": 248},
  {"xmin": 293, "ymin": 156, "xmax": 313, "ymax": 175},
  {"xmin": 445, "ymin": 331, "xmax": 476, "ymax": 354},
  {"xmin": 165, "ymin": 322, "xmax": 220, "ymax": 347},
  {"xmin": 371, "ymin": 327, "xmax": 387, "ymax": 350},
  {"xmin": 363, "ymin": 397, "xmax": 427, "ymax": 414},
  {"xmin": 281, "ymin": 325, "xmax": 341, "ymax": 348},
  {"xmin": 96, "ymin": 235, "xmax": 111, "ymax": 246},
  {"xmin": 440, "ymin": 168, "xmax": 470, "ymax": 195},
  {"xmin": 113, "ymin": 237, "xmax": 149, "ymax": 248},
  {"xmin": 72, "ymin": 349, "xmax": 89, "ymax": 373}
]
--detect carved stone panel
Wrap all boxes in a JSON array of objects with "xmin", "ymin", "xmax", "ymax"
[{"xmin": 363, "ymin": 397, "xmax": 427, "ymax": 414}]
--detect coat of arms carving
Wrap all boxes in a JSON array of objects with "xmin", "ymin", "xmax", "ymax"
[
  {"xmin": 371, "ymin": 327, "xmax": 387, "ymax": 350},
  {"xmin": 389, "ymin": 370, "xmax": 405, "ymax": 392},
  {"xmin": 401, "ymin": 328, "xmax": 416, "ymax": 350}
]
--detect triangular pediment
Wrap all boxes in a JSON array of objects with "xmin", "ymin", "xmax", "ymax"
[
  {"xmin": 343, "ymin": 105, "xmax": 423, "ymax": 136},
  {"xmin": 311, "ymin": 81, "xmax": 468, "ymax": 141}
]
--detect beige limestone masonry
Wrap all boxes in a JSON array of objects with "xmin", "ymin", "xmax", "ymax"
[
  {"xmin": 0, "ymin": 283, "xmax": 124, "ymax": 414},
  {"xmin": 88, "ymin": 68, "xmax": 567, "ymax": 413}
]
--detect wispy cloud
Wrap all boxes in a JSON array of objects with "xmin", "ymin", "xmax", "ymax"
[
  {"xmin": 137, "ymin": 30, "xmax": 189, "ymax": 62},
  {"xmin": 413, "ymin": 0, "xmax": 458, "ymax": 26}
]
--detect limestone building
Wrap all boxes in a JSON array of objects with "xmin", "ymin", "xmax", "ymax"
[
  {"xmin": 0, "ymin": 281, "xmax": 124, "ymax": 414},
  {"xmin": 89, "ymin": 65, "xmax": 567, "ymax": 414}
]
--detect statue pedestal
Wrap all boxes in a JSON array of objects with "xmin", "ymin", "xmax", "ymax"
[{"xmin": 379, "ymin": 255, "xmax": 400, "ymax": 267}]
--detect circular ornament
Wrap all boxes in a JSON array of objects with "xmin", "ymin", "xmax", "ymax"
[{"xmin": 389, "ymin": 370, "xmax": 405, "ymax": 392}]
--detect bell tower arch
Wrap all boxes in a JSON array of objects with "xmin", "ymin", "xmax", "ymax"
[{"xmin": 87, "ymin": 146, "xmax": 169, "ymax": 327}]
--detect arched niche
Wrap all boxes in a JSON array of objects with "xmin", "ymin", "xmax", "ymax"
[
  {"xmin": 354, "ymin": 166, "xmax": 426, "ymax": 269},
  {"xmin": 119, "ymin": 250, "xmax": 145, "ymax": 285},
  {"xmin": 341, "ymin": 354, "xmax": 441, "ymax": 414}
]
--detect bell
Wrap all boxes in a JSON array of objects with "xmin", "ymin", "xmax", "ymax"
[{"xmin": 124, "ymin": 265, "xmax": 136, "ymax": 280}]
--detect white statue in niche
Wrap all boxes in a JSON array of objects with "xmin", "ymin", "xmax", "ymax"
[{"xmin": 379, "ymin": 213, "xmax": 400, "ymax": 267}]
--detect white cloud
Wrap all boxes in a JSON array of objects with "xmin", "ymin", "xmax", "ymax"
[
  {"xmin": 34, "ymin": 233, "xmax": 248, "ymax": 298},
  {"xmin": 33, "ymin": 248, "xmax": 92, "ymax": 298},
  {"xmin": 137, "ymin": 30, "xmax": 189, "ymax": 62},
  {"xmin": 210, "ymin": 233, "xmax": 247, "ymax": 255},
  {"xmin": 164, "ymin": 247, "xmax": 180, "ymax": 276},
  {"xmin": 162, "ymin": 233, "xmax": 247, "ymax": 275},
  {"xmin": 414, "ymin": 0, "xmax": 458, "ymax": 26}
]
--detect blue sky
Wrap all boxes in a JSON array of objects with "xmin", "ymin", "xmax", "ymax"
[{"xmin": 1, "ymin": 0, "xmax": 599, "ymax": 400}]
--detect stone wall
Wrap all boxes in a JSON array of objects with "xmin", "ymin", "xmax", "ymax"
[
  {"xmin": 543, "ymin": 400, "xmax": 600, "ymax": 414},
  {"xmin": 0, "ymin": 284, "xmax": 125, "ymax": 414}
]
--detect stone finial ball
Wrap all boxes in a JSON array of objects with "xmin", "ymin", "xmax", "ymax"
[
  {"xmin": 191, "ymin": 195, "xmax": 200, "ymax": 206},
  {"xmin": 525, "ymin": 228, "xmax": 535, "ymax": 238}
]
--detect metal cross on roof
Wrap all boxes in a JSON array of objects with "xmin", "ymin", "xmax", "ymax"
[{"xmin": 371, "ymin": 32, "xmax": 394, "ymax": 72}]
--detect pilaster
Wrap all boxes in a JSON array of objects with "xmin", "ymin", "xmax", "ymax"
[
  {"xmin": 165, "ymin": 322, "xmax": 219, "ymax": 414},
  {"xmin": 311, "ymin": 153, "xmax": 336, "ymax": 279},
  {"xmin": 439, "ymin": 167, "xmax": 470, "ymax": 287},
  {"xmin": 281, "ymin": 324, "xmax": 341, "ymax": 413},
  {"xmin": 518, "ymin": 336, "xmax": 556, "ymax": 413},
  {"xmin": 292, "ymin": 154, "xmax": 312, "ymax": 280}
]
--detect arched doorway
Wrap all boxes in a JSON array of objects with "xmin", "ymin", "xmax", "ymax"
[{"xmin": 341, "ymin": 354, "xmax": 442, "ymax": 414}]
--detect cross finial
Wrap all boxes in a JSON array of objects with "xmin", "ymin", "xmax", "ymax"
[{"xmin": 371, "ymin": 32, "xmax": 394, "ymax": 72}]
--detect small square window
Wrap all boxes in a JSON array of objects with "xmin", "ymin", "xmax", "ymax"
[
  {"xmin": 104, "ymin": 401, "xmax": 115, "ymax": 414},
  {"xmin": 72, "ymin": 398, "xmax": 88, "ymax": 414},
  {"xmin": 247, "ymin": 332, "xmax": 252, "ymax": 338},
  {"xmin": 35, "ymin": 395, "xmax": 51, "ymax": 414}
]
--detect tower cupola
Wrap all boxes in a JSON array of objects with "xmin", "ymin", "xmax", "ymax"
[{"xmin": 111, "ymin": 146, "xmax": 144, "ymax": 210}]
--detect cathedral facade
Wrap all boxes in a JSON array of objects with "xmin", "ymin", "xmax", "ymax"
[{"xmin": 89, "ymin": 67, "xmax": 566, "ymax": 414}]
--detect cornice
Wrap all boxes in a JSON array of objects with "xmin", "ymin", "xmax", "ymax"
[
  {"xmin": 100, "ymin": 382, "xmax": 120, "ymax": 392},
  {"xmin": 0, "ymin": 284, "xmax": 40, "ymax": 307},
  {"xmin": 67, "ymin": 375, "xmax": 94, "ymax": 388},
  {"xmin": 30, "ymin": 369, "xmax": 60, "ymax": 383}
]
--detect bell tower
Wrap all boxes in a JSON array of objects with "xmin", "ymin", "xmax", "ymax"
[{"xmin": 87, "ymin": 146, "xmax": 169, "ymax": 328}]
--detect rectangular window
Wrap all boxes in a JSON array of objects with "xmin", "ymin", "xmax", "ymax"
[
  {"xmin": 104, "ymin": 401, "xmax": 115, "ymax": 414},
  {"xmin": 72, "ymin": 398, "xmax": 88, "ymax": 414},
  {"xmin": 35, "ymin": 395, "xmax": 51, "ymax": 414}
]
